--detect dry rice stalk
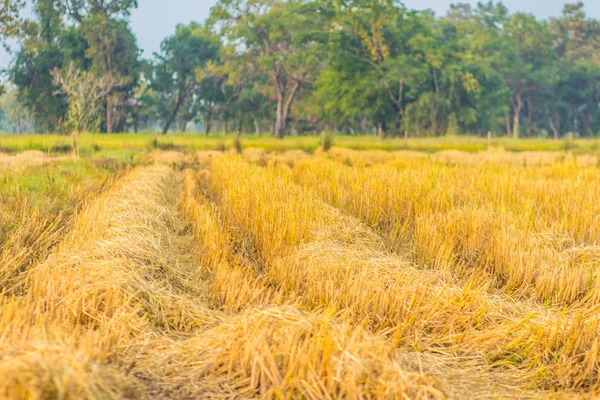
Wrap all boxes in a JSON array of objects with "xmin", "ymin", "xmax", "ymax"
[
  {"xmin": 156, "ymin": 306, "xmax": 447, "ymax": 399},
  {"xmin": 205, "ymin": 156, "xmax": 600, "ymax": 395},
  {"xmin": 1, "ymin": 164, "xmax": 447, "ymax": 399}
]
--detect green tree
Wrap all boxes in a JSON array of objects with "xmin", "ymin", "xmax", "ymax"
[
  {"xmin": 52, "ymin": 61, "xmax": 127, "ymax": 155},
  {"xmin": 9, "ymin": 1, "xmax": 69, "ymax": 132},
  {"xmin": 53, "ymin": 0, "xmax": 137, "ymax": 21},
  {"xmin": 0, "ymin": 84, "xmax": 32, "ymax": 133},
  {"xmin": 10, "ymin": 0, "xmax": 141, "ymax": 133},
  {"xmin": 550, "ymin": 3, "xmax": 600, "ymax": 137},
  {"xmin": 152, "ymin": 23, "xmax": 219, "ymax": 134},
  {"xmin": 211, "ymin": 0, "xmax": 323, "ymax": 138},
  {"xmin": 129, "ymin": 60, "xmax": 156, "ymax": 133},
  {"xmin": 82, "ymin": 14, "xmax": 140, "ymax": 132},
  {"xmin": 500, "ymin": 13, "xmax": 554, "ymax": 138},
  {"xmin": 0, "ymin": 0, "xmax": 25, "ymax": 38}
]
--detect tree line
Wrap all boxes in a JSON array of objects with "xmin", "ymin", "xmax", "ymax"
[{"xmin": 1, "ymin": 0, "xmax": 599, "ymax": 138}]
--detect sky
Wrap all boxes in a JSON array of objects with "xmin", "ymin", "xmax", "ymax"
[{"xmin": 1, "ymin": 0, "xmax": 599, "ymax": 68}]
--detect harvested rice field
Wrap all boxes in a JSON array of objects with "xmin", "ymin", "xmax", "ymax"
[{"xmin": 2, "ymin": 146, "xmax": 600, "ymax": 399}]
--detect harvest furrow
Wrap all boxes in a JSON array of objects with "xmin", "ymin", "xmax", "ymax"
[
  {"xmin": 1, "ymin": 163, "xmax": 446, "ymax": 399},
  {"xmin": 286, "ymin": 152, "xmax": 600, "ymax": 307},
  {"xmin": 201, "ymin": 156, "xmax": 600, "ymax": 396},
  {"xmin": 0, "ymin": 161, "xmax": 117, "ymax": 293}
]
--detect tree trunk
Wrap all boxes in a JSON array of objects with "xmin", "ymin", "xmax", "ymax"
[
  {"xmin": 237, "ymin": 118, "xmax": 243, "ymax": 136},
  {"xmin": 275, "ymin": 90, "xmax": 285, "ymax": 139},
  {"xmin": 271, "ymin": 119, "xmax": 275, "ymax": 136},
  {"xmin": 224, "ymin": 116, "xmax": 229, "ymax": 136},
  {"xmin": 205, "ymin": 119, "xmax": 211, "ymax": 136},
  {"xmin": 254, "ymin": 118, "xmax": 260, "ymax": 136},
  {"xmin": 388, "ymin": 78, "xmax": 404, "ymax": 135},
  {"xmin": 204, "ymin": 108, "xmax": 212, "ymax": 136},
  {"xmin": 162, "ymin": 92, "xmax": 185, "ymax": 135},
  {"xmin": 72, "ymin": 130, "xmax": 79, "ymax": 162},
  {"xmin": 275, "ymin": 80, "xmax": 300, "ymax": 139},
  {"xmin": 432, "ymin": 70, "xmax": 440, "ymax": 135},
  {"xmin": 527, "ymin": 95, "xmax": 534, "ymax": 137},
  {"xmin": 548, "ymin": 115, "xmax": 559, "ymax": 140},
  {"xmin": 107, "ymin": 96, "xmax": 113, "ymax": 134},
  {"xmin": 584, "ymin": 112, "xmax": 592, "ymax": 137},
  {"xmin": 505, "ymin": 114, "xmax": 511, "ymax": 136},
  {"xmin": 513, "ymin": 93, "xmax": 523, "ymax": 138},
  {"xmin": 377, "ymin": 122, "xmax": 384, "ymax": 139},
  {"xmin": 360, "ymin": 117, "xmax": 368, "ymax": 135}
]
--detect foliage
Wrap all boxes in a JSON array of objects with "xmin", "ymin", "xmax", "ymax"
[
  {"xmin": 52, "ymin": 61, "xmax": 128, "ymax": 134},
  {"xmin": 210, "ymin": 0, "xmax": 324, "ymax": 138},
  {"xmin": 3, "ymin": 0, "xmax": 600, "ymax": 138},
  {"xmin": 321, "ymin": 131, "xmax": 334, "ymax": 151},
  {"xmin": 9, "ymin": 0, "xmax": 140, "ymax": 133},
  {"xmin": 0, "ymin": 84, "xmax": 32, "ymax": 133},
  {"xmin": 152, "ymin": 23, "xmax": 220, "ymax": 134}
]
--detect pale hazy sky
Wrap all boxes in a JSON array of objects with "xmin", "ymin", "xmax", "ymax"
[{"xmin": 1, "ymin": 0, "xmax": 599, "ymax": 68}]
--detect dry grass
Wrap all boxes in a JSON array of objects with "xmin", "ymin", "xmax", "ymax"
[
  {"xmin": 287, "ymin": 149, "xmax": 600, "ymax": 306},
  {"xmin": 315, "ymin": 146, "xmax": 599, "ymax": 168},
  {"xmin": 177, "ymin": 168, "xmax": 448, "ymax": 398},
  {"xmin": 1, "ymin": 156, "xmax": 447, "ymax": 399},
  {"xmin": 0, "ymin": 161, "xmax": 115, "ymax": 293},
  {"xmin": 199, "ymin": 155, "xmax": 600, "ymax": 395},
  {"xmin": 0, "ymin": 150, "xmax": 69, "ymax": 166},
  {"xmin": 5, "ymin": 147, "xmax": 600, "ymax": 398},
  {"xmin": 1, "ymin": 165, "xmax": 214, "ymax": 398}
]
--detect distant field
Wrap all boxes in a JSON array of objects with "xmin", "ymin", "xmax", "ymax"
[
  {"xmin": 1, "ymin": 132, "xmax": 598, "ymax": 155},
  {"xmin": 2, "ymin": 146, "xmax": 600, "ymax": 398}
]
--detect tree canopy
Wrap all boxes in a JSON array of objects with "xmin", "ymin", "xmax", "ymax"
[{"xmin": 1, "ymin": 0, "xmax": 599, "ymax": 138}]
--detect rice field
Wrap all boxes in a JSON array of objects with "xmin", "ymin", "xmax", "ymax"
[
  {"xmin": 2, "ymin": 133, "xmax": 600, "ymax": 155},
  {"xmin": 2, "ymin": 143, "xmax": 600, "ymax": 398}
]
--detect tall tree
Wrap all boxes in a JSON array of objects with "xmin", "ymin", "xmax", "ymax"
[
  {"xmin": 0, "ymin": 84, "xmax": 32, "ymax": 134},
  {"xmin": 500, "ymin": 13, "xmax": 554, "ymax": 138},
  {"xmin": 10, "ymin": 1, "xmax": 70, "ymax": 132},
  {"xmin": 52, "ymin": 61, "xmax": 126, "ymax": 155},
  {"xmin": 82, "ymin": 14, "xmax": 139, "ymax": 132},
  {"xmin": 0, "ymin": 0, "xmax": 24, "ymax": 38},
  {"xmin": 210, "ymin": 0, "xmax": 323, "ymax": 138},
  {"xmin": 10, "ymin": 0, "xmax": 140, "ymax": 133},
  {"xmin": 129, "ymin": 60, "xmax": 156, "ymax": 133},
  {"xmin": 550, "ymin": 3, "xmax": 600, "ymax": 137},
  {"xmin": 152, "ymin": 23, "xmax": 219, "ymax": 134},
  {"xmin": 55, "ymin": 0, "xmax": 137, "ymax": 21}
]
